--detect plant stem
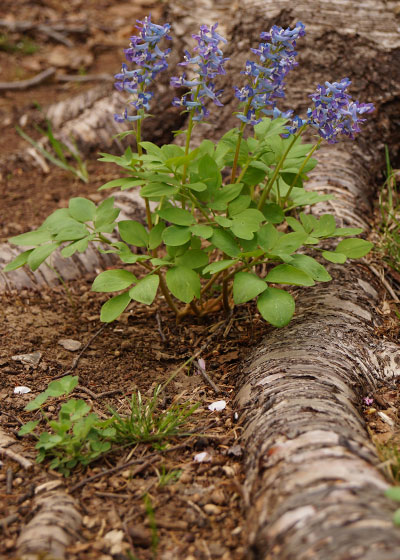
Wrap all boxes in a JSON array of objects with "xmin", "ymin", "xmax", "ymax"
[
  {"xmin": 136, "ymin": 115, "xmax": 153, "ymax": 231},
  {"xmin": 282, "ymin": 139, "xmax": 321, "ymax": 207},
  {"xmin": 157, "ymin": 271, "xmax": 180, "ymax": 316},
  {"xmin": 257, "ymin": 125, "xmax": 306, "ymax": 210},
  {"xmin": 222, "ymin": 272, "xmax": 231, "ymax": 312}
]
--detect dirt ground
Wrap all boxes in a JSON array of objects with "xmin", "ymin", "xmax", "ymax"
[{"xmin": 1, "ymin": 1, "xmax": 400, "ymax": 559}]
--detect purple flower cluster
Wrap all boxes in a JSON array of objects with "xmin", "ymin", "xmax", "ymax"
[
  {"xmin": 235, "ymin": 22, "xmax": 305, "ymax": 126},
  {"xmin": 287, "ymin": 78, "xmax": 375, "ymax": 143},
  {"xmin": 171, "ymin": 24, "xmax": 228, "ymax": 122},
  {"xmin": 114, "ymin": 16, "xmax": 171, "ymax": 123}
]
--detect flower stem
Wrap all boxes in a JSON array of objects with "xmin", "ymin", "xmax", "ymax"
[{"xmin": 282, "ymin": 138, "xmax": 321, "ymax": 206}]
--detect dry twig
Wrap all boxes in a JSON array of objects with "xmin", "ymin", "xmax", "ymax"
[
  {"xmin": 0, "ymin": 447, "xmax": 33, "ymax": 470},
  {"xmin": 0, "ymin": 68, "xmax": 55, "ymax": 91}
]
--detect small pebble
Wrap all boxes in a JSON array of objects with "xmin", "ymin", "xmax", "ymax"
[
  {"xmin": 203, "ymin": 503, "xmax": 221, "ymax": 515},
  {"xmin": 179, "ymin": 472, "xmax": 192, "ymax": 484},
  {"xmin": 58, "ymin": 338, "xmax": 82, "ymax": 352},
  {"xmin": 13, "ymin": 477, "xmax": 23, "ymax": 487}
]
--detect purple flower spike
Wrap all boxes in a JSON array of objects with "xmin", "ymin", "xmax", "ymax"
[
  {"xmin": 171, "ymin": 23, "xmax": 228, "ymax": 122},
  {"xmin": 235, "ymin": 21, "xmax": 305, "ymax": 126},
  {"xmin": 287, "ymin": 78, "xmax": 375, "ymax": 142},
  {"xmin": 114, "ymin": 15, "xmax": 171, "ymax": 124}
]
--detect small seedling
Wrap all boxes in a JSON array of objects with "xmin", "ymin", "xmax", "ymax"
[{"xmin": 156, "ymin": 465, "xmax": 182, "ymax": 486}]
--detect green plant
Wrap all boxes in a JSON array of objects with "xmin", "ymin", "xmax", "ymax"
[
  {"xmin": 109, "ymin": 385, "xmax": 199, "ymax": 447},
  {"xmin": 376, "ymin": 146, "xmax": 400, "ymax": 271},
  {"xmin": 156, "ymin": 465, "xmax": 182, "ymax": 486},
  {"xmin": 16, "ymin": 121, "xmax": 89, "ymax": 183},
  {"xmin": 18, "ymin": 376, "xmax": 115, "ymax": 476},
  {"xmin": 5, "ymin": 19, "xmax": 374, "ymax": 328},
  {"xmin": 385, "ymin": 486, "xmax": 400, "ymax": 525},
  {"xmin": 0, "ymin": 33, "xmax": 38, "ymax": 55},
  {"xmin": 18, "ymin": 377, "xmax": 198, "ymax": 475}
]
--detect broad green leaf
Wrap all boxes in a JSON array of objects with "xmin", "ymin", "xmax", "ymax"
[
  {"xmin": 68, "ymin": 197, "xmax": 96, "ymax": 222},
  {"xmin": 92, "ymin": 269, "xmax": 136, "ymax": 292},
  {"xmin": 61, "ymin": 399, "xmax": 91, "ymax": 420},
  {"xmin": 257, "ymin": 223, "xmax": 279, "ymax": 252},
  {"xmin": 61, "ymin": 236, "xmax": 91, "ymax": 258},
  {"xmin": 140, "ymin": 183, "xmax": 177, "ymax": 198},
  {"xmin": 166, "ymin": 266, "xmax": 201, "ymax": 303},
  {"xmin": 198, "ymin": 139, "xmax": 215, "ymax": 156},
  {"xmin": 55, "ymin": 222, "xmax": 89, "ymax": 242},
  {"xmin": 331, "ymin": 227, "xmax": 363, "ymax": 237},
  {"xmin": 228, "ymin": 195, "xmax": 251, "ymax": 216},
  {"xmin": 197, "ymin": 154, "xmax": 222, "ymax": 194},
  {"xmin": 148, "ymin": 221, "xmax": 165, "ymax": 250},
  {"xmin": 385, "ymin": 487, "xmax": 400, "ymax": 502},
  {"xmin": 241, "ymin": 165, "xmax": 267, "ymax": 186},
  {"xmin": 240, "ymin": 237, "xmax": 259, "ymax": 253},
  {"xmin": 175, "ymin": 249, "xmax": 209, "ymax": 269},
  {"xmin": 290, "ymin": 254, "xmax": 332, "ymax": 282},
  {"xmin": 257, "ymin": 287, "xmax": 295, "ymax": 327},
  {"xmin": 211, "ymin": 229, "xmax": 240, "ymax": 257},
  {"xmin": 40, "ymin": 208, "xmax": 70, "ymax": 232},
  {"xmin": 214, "ymin": 216, "xmax": 233, "ymax": 227},
  {"xmin": 266, "ymin": 264, "xmax": 315, "ymax": 286},
  {"xmin": 47, "ymin": 375, "xmax": 79, "ymax": 397},
  {"xmin": 230, "ymin": 209, "xmax": 265, "ymax": 240},
  {"xmin": 18, "ymin": 420, "xmax": 39, "ymax": 436},
  {"xmin": 140, "ymin": 141, "xmax": 165, "ymax": 160},
  {"xmin": 161, "ymin": 144, "xmax": 184, "ymax": 159},
  {"xmin": 322, "ymin": 251, "xmax": 347, "ymax": 264},
  {"xmin": 271, "ymin": 232, "xmax": 308, "ymax": 255},
  {"xmin": 3, "ymin": 249, "xmax": 34, "ymax": 272},
  {"xmin": 162, "ymin": 226, "xmax": 192, "ymax": 246},
  {"xmin": 203, "ymin": 259, "xmax": 236, "ymax": 275},
  {"xmin": 118, "ymin": 220, "xmax": 149, "ymax": 247},
  {"xmin": 94, "ymin": 197, "xmax": 119, "ymax": 228},
  {"xmin": 300, "ymin": 213, "xmax": 318, "ymax": 233},
  {"xmin": 286, "ymin": 217, "xmax": 306, "ymax": 233},
  {"xmin": 185, "ymin": 181, "xmax": 207, "ymax": 192},
  {"xmin": 311, "ymin": 214, "xmax": 336, "ymax": 238},
  {"xmin": 100, "ymin": 292, "xmax": 131, "ymax": 322},
  {"xmin": 10, "ymin": 229, "xmax": 53, "ymax": 246},
  {"xmin": 335, "ymin": 238, "xmax": 373, "ymax": 258},
  {"xmin": 209, "ymin": 183, "xmax": 244, "ymax": 211},
  {"xmin": 28, "ymin": 243, "xmax": 59, "ymax": 271},
  {"xmin": 233, "ymin": 271, "xmax": 268, "ymax": 304},
  {"xmin": 158, "ymin": 207, "xmax": 195, "ymax": 226},
  {"xmin": 190, "ymin": 224, "xmax": 213, "ymax": 239},
  {"xmin": 129, "ymin": 274, "xmax": 159, "ymax": 305},
  {"xmin": 262, "ymin": 203, "xmax": 285, "ymax": 224},
  {"xmin": 25, "ymin": 391, "xmax": 49, "ymax": 411}
]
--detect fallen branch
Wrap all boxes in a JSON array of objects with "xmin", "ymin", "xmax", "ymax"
[
  {"xmin": 57, "ymin": 73, "xmax": 113, "ymax": 83},
  {"xmin": 0, "ymin": 447, "xmax": 33, "ymax": 470},
  {"xmin": 0, "ymin": 68, "xmax": 55, "ymax": 91},
  {"xmin": 0, "ymin": 19, "xmax": 73, "ymax": 47}
]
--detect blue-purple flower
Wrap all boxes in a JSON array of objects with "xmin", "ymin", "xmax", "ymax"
[
  {"xmin": 287, "ymin": 78, "xmax": 375, "ymax": 142},
  {"xmin": 171, "ymin": 23, "xmax": 228, "ymax": 122},
  {"xmin": 114, "ymin": 16, "xmax": 171, "ymax": 123},
  {"xmin": 235, "ymin": 22, "xmax": 305, "ymax": 125}
]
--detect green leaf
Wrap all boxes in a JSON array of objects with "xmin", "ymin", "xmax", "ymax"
[
  {"xmin": 257, "ymin": 223, "xmax": 279, "ymax": 252},
  {"xmin": 99, "ymin": 177, "xmax": 142, "ymax": 190},
  {"xmin": 118, "ymin": 220, "xmax": 149, "ymax": 247},
  {"xmin": 262, "ymin": 203, "xmax": 285, "ymax": 224},
  {"xmin": 286, "ymin": 217, "xmax": 306, "ymax": 233},
  {"xmin": 9, "ymin": 229, "xmax": 53, "ymax": 246},
  {"xmin": 140, "ymin": 182, "xmax": 178, "ymax": 198},
  {"xmin": 166, "ymin": 266, "xmax": 201, "ymax": 303},
  {"xmin": 157, "ymin": 207, "xmax": 195, "ymax": 226},
  {"xmin": 394, "ymin": 509, "xmax": 400, "ymax": 526},
  {"xmin": 214, "ymin": 216, "xmax": 233, "ymax": 227},
  {"xmin": 175, "ymin": 249, "xmax": 209, "ymax": 270},
  {"xmin": 61, "ymin": 236, "xmax": 91, "ymax": 258},
  {"xmin": 322, "ymin": 251, "xmax": 347, "ymax": 264},
  {"xmin": 209, "ymin": 183, "xmax": 244, "ymax": 211},
  {"xmin": 300, "ymin": 213, "xmax": 318, "ymax": 233},
  {"xmin": 190, "ymin": 224, "xmax": 213, "ymax": 239},
  {"xmin": 211, "ymin": 229, "xmax": 240, "ymax": 257},
  {"xmin": 241, "ymin": 165, "xmax": 267, "ymax": 186},
  {"xmin": 18, "ymin": 420, "xmax": 40, "ymax": 436},
  {"xmin": 233, "ymin": 272, "xmax": 268, "ymax": 304},
  {"xmin": 228, "ymin": 195, "xmax": 251, "ymax": 216},
  {"xmin": 54, "ymin": 222, "xmax": 89, "ymax": 242},
  {"xmin": 185, "ymin": 181, "xmax": 207, "ymax": 192},
  {"xmin": 94, "ymin": 197, "xmax": 119, "ymax": 229},
  {"xmin": 100, "ymin": 292, "xmax": 131, "ymax": 322},
  {"xmin": 290, "ymin": 254, "xmax": 332, "ymax": 282},
  {"xmin": 140, "ymin": 141, "xmax": 165, "ymax": 160},
  {"xmin": 385, "ymin": 487, "xmax": 400, "ymax": 502},
  {"xmin": 266, "ymin": 264, "xmax": 315, "ymax": 286},
  {"xmin": 68, "ymin": 197, "xmax": 96, "ymax": 222},
  {"xmin": 331, "ymin": 227, "xmax": 363, "ymax": 237},
  {"xmin": 148, "ymin": 221, "xmax": 165, "ymax": 250},
  {"xmin": 129, "ymin": 275, "xmax": 159, "ymax": 305},
  {"xmin": 257, "ymin": 287, "xmax": 295, "ymax": 327},
  {"xmin": 335, "ymin": 238, "xmax": 373, "ymax": 258},
  {"xmin": 203, "ymin": 259, "xmax": 236, "ymax": 275},
  {"xmin": 230, "ymin": 209, "xmax": 265, "ymax": 240},
  {"xmin": 311, "ymin": 214, "xmax": 336, "ymax": 237},
  {"xmin": 271, "ymin": 232, "xmax": 308, "ymax": 255},
  {"xmin": 61, "ymin": 399, "xmax": 91, "ymax": 420},
  {"xmin": 3, "ymin": 249, "xmax": 34, "ymax": 272},
  {"xmin": 47, "ymin": 375, "xmax": 79, "ymax": 397},
  {"xmin": 92, "ymin": 269, "xmax": 136, "ymax": 292},
  {"xmin": 25, "ymin": 391, "xmax": 49, "ymax": 411},
  {"xmin": 197, "ymin": 154, "xmax": 222, "ymax": 194},
  {"xmin": 27, "ymin": 243, "xmax": 59, "ymax": 271},
  {"xmin": 162, "ymin": 226, "xmax": 191, "ymax": 246}
]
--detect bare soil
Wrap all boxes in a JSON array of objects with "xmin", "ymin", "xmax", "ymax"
[{"xmin": 2, "ymin": 1, "xmax": 400, "ymax": 559}]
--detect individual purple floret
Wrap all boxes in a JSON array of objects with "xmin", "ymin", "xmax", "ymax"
[
  {"xmin": 287, "ymin": 78, "xmax": 375, "ymax": 142},
  {"xmin": 114, "ymin": 16, "xmax": 171, "ymax": 123},
  {"xmin": 235, "ymin": 22, "xmax": 305, "ymax": 125},
  {"xmin": 171, "ymin": 23, "xmax": 228, "ymax": 122}
]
